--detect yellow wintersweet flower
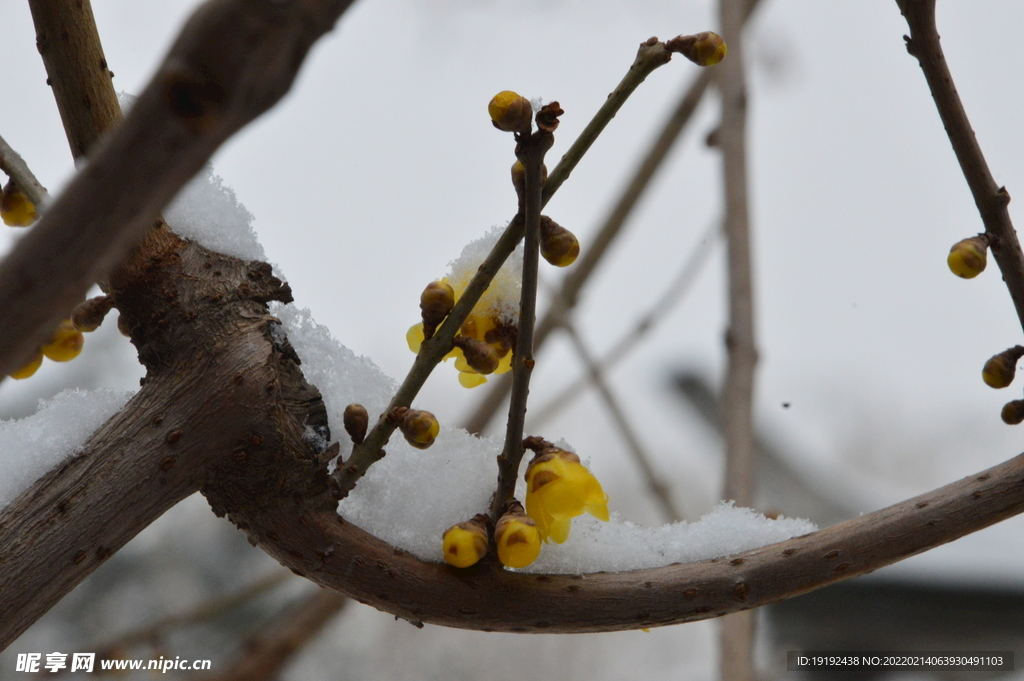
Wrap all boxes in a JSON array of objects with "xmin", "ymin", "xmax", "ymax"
[
  {"xmin": 524, "ymin": 446, "xmax": 609, "ymax": 544},
  {"xmin": 1, "ymin": 186, "xmax": 38, "ymax": 227}
]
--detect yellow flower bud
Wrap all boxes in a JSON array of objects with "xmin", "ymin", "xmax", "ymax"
[
  {"xmin": 420, "ymin": 280, "xmax": 455, "ymax": 340},
  {"xmin": 452, "ymin": 336, "xmax": 499, "ymax": 375},
  {"xmin": 947, "ymin": 235, "xmax": 989, "ymax": 279},
  {"xmin": 523, "ymin": 438, "xmax": 609, "ymax": 544},
  {"xmin": 539, "ymin": 216, "xmax": 580, "ymax": 267},
  {"xmin": 442, "ymin": 515, "xmax": 489, "ymax": 568},
  {"xmin": 488, "ymin": 90, "xmax": 533, "ymax": 133},
  {"xmin": 343, "ymin": 403, "xmax": 369, "ymax": 444},
  {"xmin": 41, "ymin": 320, "xmax": 84, "ymax": 362},
  {"xmin": 668, "ymin": 32, "xmax": 727, "ymax": 67},
  {"xmin": 495, "ymin": 502, "xmax": 541, "ymax": 568},
  {"xmin": 391, "ymin": 407, "xmax": 440, "ymax": 449},
  {"xmin": 10, "ymin": 349, "xmax": 43, "ymax": 380},
  {"xmin": 983, "ymin": 346, "xmax": 1024, "ymax": 389},
  {"xmin": 1001, "ymin": 399, "xmax": 1024, "ymax": 425},
  {"xmin": 1, "ymin": 184, "xmax": 38, "ymax": 227}
]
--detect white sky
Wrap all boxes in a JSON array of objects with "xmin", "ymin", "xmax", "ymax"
[{"xmin": 3, "ymin": 0, "xmax": 1024, "ymax": 632}]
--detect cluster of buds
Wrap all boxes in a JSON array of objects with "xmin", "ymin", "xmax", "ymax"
[
  {"xmin": 388, "ymin": 406, "xmax": 440, "ymax": 450},
  {"xmin": 947, "ymin": 234, "xmax": 989, "ymax": 279},
  {"xmin": 523, "ymin": 437, "xmax": 609, "ymax": 544},
  {"xmin": 9, "ymin": 297, "xmax": 114, "ymax": 380},
  {"xmin": 442, "ymin": 501, "xmax": 542, "ymax": 570},
  {"xmin": 1, "ymin": 179, "xmax": 38, "ymax": 227},
  {"xmin": 407, "ymin": 277, "xmax": 517, "ymax": 389}
]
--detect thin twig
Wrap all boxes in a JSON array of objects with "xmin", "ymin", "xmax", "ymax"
[
  {"xmin": 528, "ymin": 218, "xmax": 720, "ymax": 431},
  {"xmin": 333, "ymin": 36, "xmax": 711, "ymax": 498},
  {"xmin": 717, "ymin": 0, "xmax": 757, "ymax": 676},
  {"xmin": 88, "ymin": 571, "xmax": 291, "ymax": 660},
  {"xmin": 202, "ymin": 589, "xmax": 349, "ymax": 681},
  {"xmin": 896, "ymin": 0, "xmax": 1024, "ymax": 332},
  {"xmin": 560, "ymin": 317, "xmax": 682, "ymax": 522},
  {"xmin": 489, "ymin": 128, "xmax": 551, "ymax": 521},
  {"xmin": 0, "ymin": 134, "xmax": 49, "ymax": 207}
]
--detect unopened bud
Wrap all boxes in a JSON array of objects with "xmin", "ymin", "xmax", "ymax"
[
  {"xmin": 494, "ymin": 501, "xmax": 541, "ymax": 568},
  {"xmin": 343, "ymin": 403, "xmax": 369, "ymax": 444},
  {"xmin": 116, "ymin": 314, "xmax": 132, "ymax": 337},
  {"xmin": 484, "ymin": 322, "xmax": 517, "ymax": 358},
  {"xmin": 983, "ymin": 346, "xmax": 1024, "ymax": 389},
  {"xmin": 452, "ymin": 336, "xmax": 499, "ymax": 374},
  {"xmin": 488, "ymin": 91, "xmax": 533, "ymax": 133},
  {"xmin": 41, "ymin": 320, "xmax": 84, "ymax": 362},
  {"xmin": 390, "ymin": 406, "xmax": 440, "ymax": 449},
  {"xmin": 1002, "ymin": 399, "xmax": 1024, "ymax": 425},
  {"xmin": 1, "ymin": 182, "xmax": 38, "ymax": 227},
  {"xmin": 442, "ymin": 514, "xmax": 489, "ymax": 568},
  {"xmin": 511, "ymin": 160, "xmax": 548, "ymax": 207},
  {"xmin": 539, "ymin": 216, "xmax": 580, "ymax": 267},
  {"xmin": 947, "ymin": 234, "xmax": 989, "ymax": 279},
  {"xmin": 71, "ymin": 296, "xmax": 115, "ymax": 333},
  {"xmin": 668, "ymin": 32, "xmax": 727, "ymax": 67},
  {"xmin": 9, "ymin": 349, "xmax": 43, "ymax": 380},
  {"xmin": 420, "ymin": 280, "xmax": 455, "ymax": 340}
]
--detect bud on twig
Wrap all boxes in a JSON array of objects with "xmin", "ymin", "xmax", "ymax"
[
  {"xmin": 1, "ymin": 180, "xmax": 38, "ymax": 227},
  {"xmin": 947, "ymin": 234, "xmax": 989, "ymax": 279},
  {"xmin": 488, "ymin": 91, "xmax": 533, "ymax": 133},
  {"xmin": 389, "ymin": 406, "xmax": 440, "ymax": 449},
  {"xmin": 452, "ymin": 336, "xmax": 500, "ymax": 374},
  {"xmin": 41, "ymin": 320, "xmax": 84, "ymax": 362},
  {"xmin": 1001, "ymin": 399, "xmax": 1024, "ymax": 425},
  {"xmin": 539, "ymin": 216, "xmax": 580, "ymax": 267},
  {"xmin": 666, "ymin": 32, "xmax": 727, "ymax": 67},
  {"xmin": 343, "ymin": 403, "xmax": 369, "ymax": 444},
  {"xmin": 442, "ymin": 514, "xmax": 490, "ymax": 568},
  {"xmin": 494, "ymin": 500, "xmax": 541, "ymax": 568},
  {"xmin": 420, "ymin": 280, "xmax": 455, "ymax": 340},
  {"xmin": 71, "ymin": 296, "xmax": 115, "ymax": 332},
  {"xmin": 983, "ymin": 346, "xmax": 1024, "ymax": 389}
]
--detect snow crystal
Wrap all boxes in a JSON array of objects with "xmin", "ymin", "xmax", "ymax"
[
  {"xmin": 447, "ymin": 224, "xmax": 523, "ymax": 325},
  {"xmin": 276, "ymin": 304, "xmax": 817, "ymax": 573},
  {"xmin": 164, "ymin": 165, "xmax": 267, "ymax": 262},
  {"xmin": 0, "ymin": 389, "xmax": 133, "ymax": 510}
]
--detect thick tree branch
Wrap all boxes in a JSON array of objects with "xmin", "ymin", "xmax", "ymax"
[
  {"xmin": 0, "ymin": 0, "xmax": 357, "ymax": 377},
  {"xmin": 239, "ymin": 449, "xmax": 1024, "ymax": 633},
  {"xmin": 896, "ymin": 0, "xmax": 1024, "ymax": 332}
]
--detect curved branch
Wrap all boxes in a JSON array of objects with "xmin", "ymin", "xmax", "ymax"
[{"xmin": 241, "ymin": 451, "xmax": 1024, "ymax": 633}]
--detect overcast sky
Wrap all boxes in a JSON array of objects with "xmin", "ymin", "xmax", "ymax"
[{"xmin": 4, "ymin": 0, "xmax": 1024, "ymax": 603}]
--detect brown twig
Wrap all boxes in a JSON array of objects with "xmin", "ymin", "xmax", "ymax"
[
  {"xmin": 489, "ymin": 123, "xmax": 553, "ymax": 521},
  {"xmin": 716, "ymin": 0, "xmax": 757, "ymax": 676},
  {"xmin": 333, "ymin": 36, "xmax": 709, "ymax": 499},
  {"xmin": 528, "ymin": 219, "xmax": 720, "ymax": 431},
  {"xmin": 895, "ymin": 0, "xmax": 1024, "ymax": 331},
  {"xmin": 201, "ymin": 589, "xmax": 348, "ymax": 681},
  {"xmin": 0, "ymin": 133, "xmax": 49, "ymax": 207},
  {"xmin": 560, "ymin": 318, "xmax": 682, "ymax": 522},
  {"xmin": 88, "ymin": 571, "xmax": 292, "ymax": 660}
]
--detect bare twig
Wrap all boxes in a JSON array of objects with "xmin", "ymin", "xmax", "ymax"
[
  {"xmin": 0, "ymin": 134, "xmax": 49, "ymax": 207},
  {"xmin": 0, "ymin": 0, "xmax": 358, "ymax": 377},
  {"xmin": 87, "ymin": 571, "xmax": 291, "ymax": 660},
  {"xmin": 528, "ymin": 218, "xmax": 720, "ymax": 431},
  {"xmin": 489, "ymin": 124, "xmax": 552, "ymax": 521},
  {"xmin": 202, "ymin": 590, "xmax": 348, "ymax": 681},
  {"xmin": 560, "ymin": 318, "xmax": 682, "ymax": 522},
  {"xmin": 333, "ymin": 36, "xmax": 712, "ymax": 498}
]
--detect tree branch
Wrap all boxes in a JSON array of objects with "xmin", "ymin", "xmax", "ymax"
[
  {"xmin": 0, "ymin": 0, "xmax": 357, "ymax": 377},
  {"xmin": 0, "ymin": 133, "xmax": 49, "ymax": 207},
  {"xmin": 237, "ymin": 448, "xmax": 1024, "ymax": 633},
  {"xmin": 895, "ymin": 0, "xmax": 1024, "ymax": 331}
]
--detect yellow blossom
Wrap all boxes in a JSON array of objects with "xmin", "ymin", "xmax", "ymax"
[
  {"xmin": 525, "ymin": 448, "xmax": 609, "ymax": 544},
  {"xmin": 41, "ymin": 320, "xmax": 84, "ymax": 362}
]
